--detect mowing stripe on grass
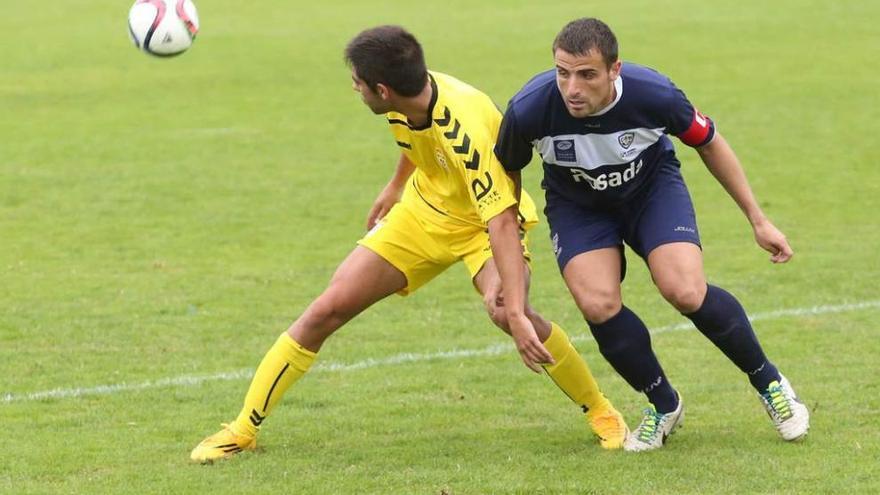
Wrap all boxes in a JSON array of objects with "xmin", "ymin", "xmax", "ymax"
[{"xmin": 3, "ymin": 300, "xmax": 878, "ymax": 404}]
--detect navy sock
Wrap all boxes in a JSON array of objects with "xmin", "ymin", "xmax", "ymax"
[
  {"xmin": 588, "ymin": 306, "xmax": 678, "ymax": 413},
  {"xmin": 684, "ymin": 285, "xmax": 780, "ymax": 391}
]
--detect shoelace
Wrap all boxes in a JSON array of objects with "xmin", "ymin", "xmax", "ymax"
[
  {"xmin": 635, "ymin": 408, "xmax": 665, "ymax": 443},
  {"xmin": 762, "ymin": 385, "xmax": 793, "ymax": 420}
]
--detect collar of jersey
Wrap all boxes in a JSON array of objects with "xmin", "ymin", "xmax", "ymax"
[
  {"xmin": 586, "ymin": 74, "xmax": 624, "ymax": 117},
  {"xmin": 405, "ymin": 73, "xmax": 439, "ymax": 131}
]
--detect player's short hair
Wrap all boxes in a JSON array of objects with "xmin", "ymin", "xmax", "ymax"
[
  {"xmin": 553, "ymin": 18, "xmax": 618, "ymax": 68},
  {"xmin": 344, "ymin": 25, "xmax": 428, "ymax": 97}
]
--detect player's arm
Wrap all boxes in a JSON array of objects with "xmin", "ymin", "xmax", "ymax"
[
  {"xmin": 507, "ymin": 170, "xmax": 523, "ymax": 204},
  {"xmin": 366, "ymin": 153, "xmax": 416, "ymax": 230},
  {"xmin": 495, "ymin": 107, "xmax": 532, "ymax": 241},
  {"xmin": 486, "ymin": 206, "xmax": 554, "ymax": 373},
  {"xmin": 667, "ymin": 80, "xmax": 793, "ymax": 264},
  {"xmin": 494, "ymin": 105, "xmax": 534, "ymax": 173},
  {"xmin": 468, "ymin": 114, "xmax": 552, "ymax": 371},
  {"xmin": 696, "ymin": 132, "xmax": 793, "ymax": 263}
]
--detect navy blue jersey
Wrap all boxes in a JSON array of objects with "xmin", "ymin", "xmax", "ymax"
[{"xmin": 495, "ymin": 63, "xmax": 714, "ymax": 208}]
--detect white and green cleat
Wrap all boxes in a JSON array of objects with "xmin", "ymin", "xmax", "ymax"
[
  {"xmin": 623, "ymin": 396, "xmax": 684, "ymax": 452},
  {"xmin": 758, "ymin": 374, "xmax": 810, "ymax": 441}
]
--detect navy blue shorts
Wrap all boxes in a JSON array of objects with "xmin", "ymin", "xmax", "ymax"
[{"xmin": 545, "ymin": 162, "xmax": 701, "ymax": 273}]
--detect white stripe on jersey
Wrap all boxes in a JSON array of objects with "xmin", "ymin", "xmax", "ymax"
[{"xmin": 532, "ymin": 126, "xmax": 665, "ymax": 170}]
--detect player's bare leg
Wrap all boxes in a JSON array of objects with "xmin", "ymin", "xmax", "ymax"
[
  {"xmin": 288, "ymin": 246, "xmax": 408, "ymax": 351},
  {"xmin": 475, "ymin": 258, "xmax": 628, "ymax": 449},
  {"xmin": 646, "ymin": 242, "xmax": 707, "ymax": 314},
  {"xmin": 563, "ymin": 247, "xmax": 683, "ymax": 451},
  {"xmin": 561, "ymin": 247, "xmax": 625, "ymax": 324},
  {"xmin": 191, "ymin": 246, "xmax": 406, "ymax": 463}
]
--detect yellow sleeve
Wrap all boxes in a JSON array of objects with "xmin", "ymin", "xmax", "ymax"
[
  {"xmin": 447, "ymin": 114, "xmax": 518, "ymax": 224},
  {"xmin": 463, "ymin": 138, "xmax": 518, "ymax": 224}
]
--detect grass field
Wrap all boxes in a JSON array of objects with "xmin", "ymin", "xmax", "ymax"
[{"xmin": 2, "ymin": 1, "xmax": 879, "ymax": 493}]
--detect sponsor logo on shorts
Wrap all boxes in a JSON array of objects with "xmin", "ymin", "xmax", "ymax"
[{"xmin": 674, "ymin": 226, "xmax": 696, "ymax": 233}]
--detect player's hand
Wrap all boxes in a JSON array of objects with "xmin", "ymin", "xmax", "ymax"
[
  {"xmin": 482, "ymin": 276, "xmax": 505, "ymax": 319},
  {"xmin": 366, "ymin": 185, "xmax": 402, "ymax": 230},
  {"xmin": 753, "ymin": 219, "xmax": 793, "ymax": 263},
  {"xmin": 508, "ymin": 313, "xmax": 554, "ymax": 374}
]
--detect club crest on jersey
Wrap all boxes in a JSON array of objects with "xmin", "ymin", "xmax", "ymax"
[
  {"xmin": 434, "ymin": 148, "xmax": 448, "ymax": 170},
  {"xmin": 618, "ymin": 132, "xmax": 635, "ymax": 149},
  {"xmin": 554, "ymin": 139, "xmax": 576, "ymax": 162}
]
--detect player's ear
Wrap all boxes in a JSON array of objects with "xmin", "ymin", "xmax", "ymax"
[
  {"xmin": 609, "ymin": 59, "xmax": 622, "ymax": 80},
  {"xmin": 376, "ymin": 83, "xmax": 392, "ymax": 101}
]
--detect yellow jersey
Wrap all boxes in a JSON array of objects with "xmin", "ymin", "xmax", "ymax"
[{"xmin": 386, "ymin": 71, "xmax": 538, "ymax": 228}]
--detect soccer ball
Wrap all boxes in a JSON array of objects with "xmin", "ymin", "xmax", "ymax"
[{"xmin": 128, "ymin": 0, "xmax": 200, "ymax": 57}]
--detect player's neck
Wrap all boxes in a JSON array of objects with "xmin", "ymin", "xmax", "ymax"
[
  {"xmin": 594, "ymin": 80, "xmax": 617, "ymax": 115},
  {"xmin": 395, "ymin": 79, "xmax": 434, "ymax": 128}
]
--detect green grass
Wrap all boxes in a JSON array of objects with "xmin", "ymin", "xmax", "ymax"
[{"xmin": 2, "ymin": 1, "xmax": 879, "ymax": 493}]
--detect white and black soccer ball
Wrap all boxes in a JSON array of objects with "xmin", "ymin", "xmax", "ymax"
[{"xmin": 128, "ymin": 0, "xmax": 200, "ymax": 57}]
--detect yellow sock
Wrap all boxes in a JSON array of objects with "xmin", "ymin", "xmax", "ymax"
[
  {"xmin": 542, "ymin": 322, "xmax": 610, "ymax": 416},
  {"xmin": 232, "ymin": 332, "xmax": 317, "ymax": 437}
]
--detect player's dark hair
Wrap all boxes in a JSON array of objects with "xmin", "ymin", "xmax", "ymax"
[
  {"xmin": 553, "ymin": 18, "xmax": 618, "ymax": 68},
  {"xmin": 344, "ymin": 25, "xmax": 428, "ymax": 97}
]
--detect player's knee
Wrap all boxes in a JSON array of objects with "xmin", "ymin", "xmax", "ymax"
[
  {"xmin": 486, "ymin": 307, "xmax": 511, "ymax": 334},
  {"xmin": 659, "ymin": 283, "xmax": 706, "ymax": 313},
  {"xmin": 576, "ymin": 294, "xmax": 621, "ymax": 323},
  {"xmin": 302, "ymin": 296, "xmax": 356, "ymax": 331}
]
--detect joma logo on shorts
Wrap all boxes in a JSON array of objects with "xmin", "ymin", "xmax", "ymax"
[
  {"xmin": 569, "ymin": 159, "xmax": 643, "ymax": 191},
  {"xmin": 551, "ymin": 232, "xmax": 562, "ymax": 259}
]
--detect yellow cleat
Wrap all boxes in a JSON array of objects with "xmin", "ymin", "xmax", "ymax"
[
  {"xmin": 587, "ymin": 405, "xmax": 629, "ymax": 450},
  {"xmin": 190, "ymin": 423, "xmax": 256, "ymax": 463}
]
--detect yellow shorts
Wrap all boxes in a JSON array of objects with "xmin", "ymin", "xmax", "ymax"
[{"xmin": 358, "ymin": 200, "xmax": 533, "ymax": 295}]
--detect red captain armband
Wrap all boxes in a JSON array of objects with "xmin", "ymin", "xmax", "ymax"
[{"xmin": 676, "ymin": 108, "xmax": 714, "ymax": 147}]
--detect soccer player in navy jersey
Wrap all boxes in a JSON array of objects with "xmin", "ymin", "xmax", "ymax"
[{"xmin": 495, "ymin": 18, "xmax": 810, "ymax": 451}]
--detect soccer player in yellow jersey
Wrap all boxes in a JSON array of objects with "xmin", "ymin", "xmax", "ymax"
[{"xmin": 190, "ymin": 25, "xmax": 627, "ymax": 463}]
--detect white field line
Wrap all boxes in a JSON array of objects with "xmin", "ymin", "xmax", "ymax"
[{"xmin": 3, "ymin": 300, "xmax": 879, "ymax": 404}]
